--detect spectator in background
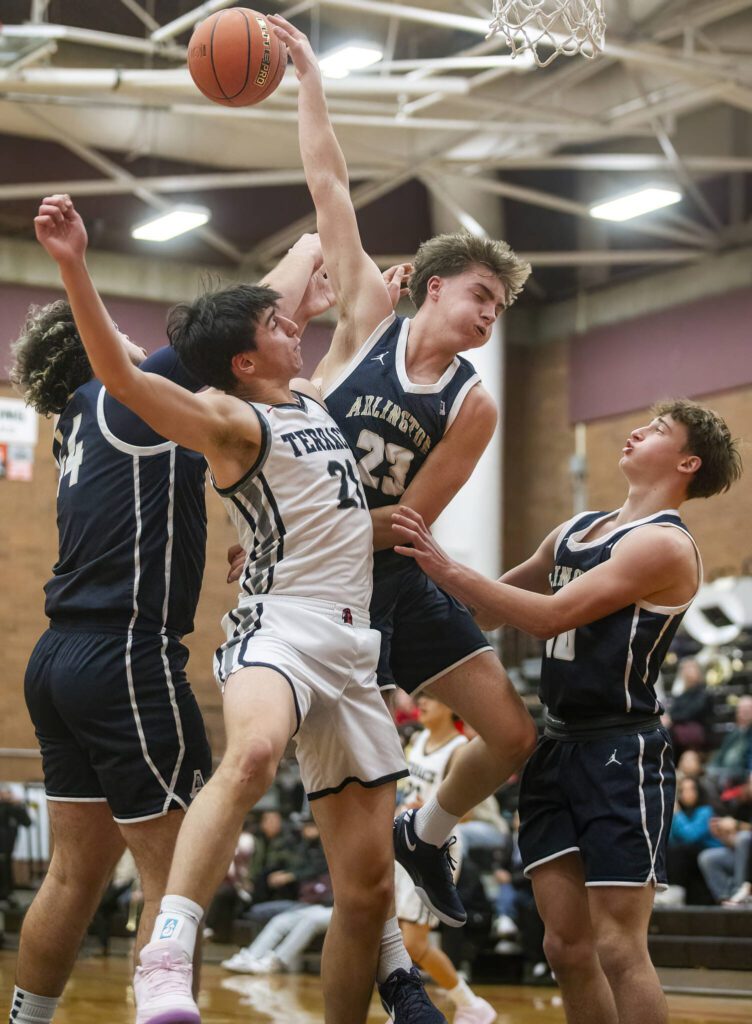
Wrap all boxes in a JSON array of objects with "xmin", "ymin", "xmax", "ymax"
[
  {"xmin": 722, "ymin": 829, "xmax": 752, "ymax": 908},
  {"xmin": 698, "ymin": 773, "xmax": 752, "ymax": 903},
  {"xmin": 664, "ymin": 659, "xmax": 714, "ymax": 758},
  {"xmin": 665, "ymin": 777, "xmax": 719, "ymax": 905},
  {"xmin": 248, "ymin": 810, "xmax": 301, "ymax": 914},
  {"xmin": 706, "ymin": 696, "xmax": 752, "ymax": 790},
  {"xmin": 204, "ymin": 826, "xmax": 255, "ymax": 943},
  {"xmin": 0, "ymin": 787, "xmax": 31, "ymax": 905}
]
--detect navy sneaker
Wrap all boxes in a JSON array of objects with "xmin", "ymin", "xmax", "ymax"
[
  {"xmin": 379, "ymin": 967, "xmax": 447, "ymax": 1023},
  {"xmin": 393, "ymin": 809, "xmax": 466, "ymax": 927}
]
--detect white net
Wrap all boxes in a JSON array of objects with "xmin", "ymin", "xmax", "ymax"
[{"xmin": 487, "ymin": 0, "xmax": 607, "ymax": 67}]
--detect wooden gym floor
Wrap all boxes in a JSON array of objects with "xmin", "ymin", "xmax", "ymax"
[{"xmin": 1, "ymin": 951, "xmax": 750, "ymax": 1023}]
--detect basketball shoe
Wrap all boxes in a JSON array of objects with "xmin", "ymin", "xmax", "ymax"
[
  {"xmin": 378, "ymin": 967, "xmax": 447, "ymax": 1023},
  {"xmin": 134, "ymin": 940, "xmax": 200, "ymax": 1024},
  {"xmin": 393, "ymin": 809, "xmax": 466, "ymax": 926}
]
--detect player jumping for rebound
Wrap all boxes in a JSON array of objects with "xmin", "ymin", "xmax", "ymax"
[
  {"xmin": 268, "ymin": 15, "xmax": 538, "ymax": 951},
  {"xmin": 390, "ymin": 401, "xmax": 742, "ymax": 1024}
]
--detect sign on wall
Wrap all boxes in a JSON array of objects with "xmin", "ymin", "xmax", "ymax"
[{"xmin": 0, "ymin": 398, "xmax": 37, "ymax": 481}]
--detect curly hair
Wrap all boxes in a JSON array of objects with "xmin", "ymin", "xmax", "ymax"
[
  {"xmin": 652, "ymin": 398, "xmax": 743, "ymax": 499},
  {"xmin": 408, "ymin": 230, "xmax": 531, "ymax": 310},
  {"xmin": 9, "ymin": 300, "xmax": 92, "ymax": 416}
]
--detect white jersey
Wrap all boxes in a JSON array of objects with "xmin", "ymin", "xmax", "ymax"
[
  {"xmin": 400, "ymin": 727, "xmax": 468, "ymax": 808},
  {"xmin": 216, "ymin": 391, "xmax": 374, "ymax": 617}
]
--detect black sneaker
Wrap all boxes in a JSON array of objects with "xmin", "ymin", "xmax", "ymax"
[
  {"xmin": 379, "ymin": 967, "xmax": 447, "ymax": 1023},
  {"xmin": 393, "ymin": 809, "xmax": 466, "ymax": 927}
]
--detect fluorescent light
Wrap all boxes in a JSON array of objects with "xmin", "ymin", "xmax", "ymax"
[
  {"xmin": 590, "ymin": 187, "xmax": 682, "ymax": 222},
  {"xmin": 132, "ymin": 206, "xmax": 210, "ymax": 241},
  {"xmin": 319, "ymin": 44, "xmax": 383, "ymax": 79}
]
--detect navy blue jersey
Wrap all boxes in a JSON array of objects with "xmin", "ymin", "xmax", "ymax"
[
  {"xmin": 324, "ymin": 314, "xmax": 480, "ymax": 570},
  {"xmin": 44, "ymin": 348, "xmax": 207, "ymax": 637},
  {"xmin": 540, "ymin": 509, "xmax": 702, "ymax": 734}
]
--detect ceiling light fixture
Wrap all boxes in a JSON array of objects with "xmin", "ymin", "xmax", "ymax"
[
  {"xmin": 590, "ymin": 187, "xmax": 682, "ymax": 222},
  {"xmin": 319, "ymin": 43, "xmax": 383, "ymax": 79},
  {"xmin": 132, "ymin": 206, "xmax": 210, "ymax": 241}
]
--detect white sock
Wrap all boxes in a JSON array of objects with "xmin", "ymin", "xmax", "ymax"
[
  {"xmin": 447, "ymin": 977, "xmax": 476, "ymax": 1009},
  {"xmin": 9, "ymin": 987, "xmax": 58, "ymax": 1024},
  {"xmin": 376, "ymin": 916, "xmax": 413, "ymax": 984},
  {"xmin": 413, "ymin": 796, "xmax": 459, "ymax": 848},
  {"xmin": 150, "ymin": 894, "xmax": 203, "ymax": 960}
]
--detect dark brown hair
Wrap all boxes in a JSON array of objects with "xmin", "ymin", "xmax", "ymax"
[{"xmin": 653, "ymin": 398, "xmax": 742, "ymax": 499}]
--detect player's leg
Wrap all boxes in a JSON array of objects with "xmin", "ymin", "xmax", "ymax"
[
  {"xmin": 310, "ymin": 780, "xmax": 396, "ymax": 1024},
  {"xmin": 587, "ymin": 885, "xmax": 666, "ymax": 1024},
  {"xmin": 386, "ymin": 573, "xmax": 536, "ymax": 924},
  {"xmin": 531, "ymin": 855, "xmax": 617, "ymax": 1024},
  {"xmin": 12, "ymin": 801, "xmax": 124, "ymax": 1020},
  {"xmin": 118, "ymin": 809, "xmax": 185, "ymax": 958},
  {"xmin": 135, "ymin": 665, "xmax": 297, "ymax": 1024}
]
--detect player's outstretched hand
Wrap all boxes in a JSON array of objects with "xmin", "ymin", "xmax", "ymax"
[
  {"xmin": 35, "ymin": 194, "xmax": 88, "ymax": 266},
  {"xmin": 383, "ymin": 263, "xmax": 413, "ymax": 309},
  {"xmin": 227, "ymin": 543, "xmax": 246, "ymax": 584},
  {"xmin": 289, "ymin": 231, "xmax": 324, "ymax": 271},
  {"xmin": 392, "ymin": 506, "xmax": 455, "ymax": 586},
  {"xmin": 298, "ymin": 264, "xmax": 336, "ymax": 322},
  {"xmin": 267, "ymin": 15, "xmax": 319, "ymax": 80}
]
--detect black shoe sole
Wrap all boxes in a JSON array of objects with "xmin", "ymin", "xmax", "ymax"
[{"xmin": 413, "ymin": 884, "xmax": 467, "ymax": 928}]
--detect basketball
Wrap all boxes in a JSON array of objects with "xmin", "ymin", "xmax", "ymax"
[{"xmin": 187, "ymin": 7, "xmax": 287, "ymax": 107}]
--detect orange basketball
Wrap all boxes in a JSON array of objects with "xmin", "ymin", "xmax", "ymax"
[{"xmin": 187, "ymin": 8, "xmax": 287, "ymax": 107}]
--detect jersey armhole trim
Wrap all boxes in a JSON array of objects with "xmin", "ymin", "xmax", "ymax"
[
  {"xmin": 322, "ymin": 312, "xmax": 398, "ymax": 399},
  {"xmin": 96, "ymin": 387, "xmax": 175, "ymax": 456},
  {"xmin": 445, "ymin": 374, "xmax": 481, "ymax": 430},
  {"xmin": 616, "ymin": 522, "xmax": 704, "ymax": 614},
  {"xmin": 555, "ymin": 511, "xmax": 601, "ymax": 558},
  {"xmin": 212, "ymin": 407, "xmax": 271, "ymax": 496}
]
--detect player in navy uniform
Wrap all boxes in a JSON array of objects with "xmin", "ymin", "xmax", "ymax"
[
  {"xmin": 9, "ymin": 219, "xmax": 327, "ymax": 1024},
  {"xmin": 389, "ymin": 400, "xmax": 742, "ymax": 1024},
  {"xmin": 33, "ymin": 194, "xmax": 429, "ymax": 1024},
  {"xmin": 269, "ymin": 14, "xmax": 538, "ymax": 938}
]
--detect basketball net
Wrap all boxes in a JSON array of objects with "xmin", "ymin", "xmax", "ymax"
[{"xmin": 487, "ymin": 0, "xmax": 607, "ymax": 67}]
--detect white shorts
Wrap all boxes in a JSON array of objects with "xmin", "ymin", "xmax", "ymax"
[
  {"xmin": 214, "ymin": 595, "xmax": 408, "ymax": 800},
  {"xmin": 394, "ymin": 830, "xmax": 463, "ymax": 927}
]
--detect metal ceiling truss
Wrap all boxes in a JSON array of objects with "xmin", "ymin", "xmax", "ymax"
[{"xmin": 1, "ymin": 0, "xmax": 751, "ymax": 280}]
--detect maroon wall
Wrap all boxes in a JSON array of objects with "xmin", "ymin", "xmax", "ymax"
[{"xmin": 569, "ymin": 286, "xmax": 752, "ymax": 423}]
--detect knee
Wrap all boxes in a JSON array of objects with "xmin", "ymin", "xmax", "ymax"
[
  {"xmin": 595, "ymin": 931, "xmax": 646, "ymax": 981},
  {"xmin": 543, "ymin": 929, "xmax": 596, "ymax": 977},
  {"xmin": 335, "ymin": 869, "xmax": 393, "ymax": 926},
  {"xmin": 485, "ymin": 710, "xmax": 537, "ymax": 768},
  {"xmin": 220, "ymin": 736, "xmax": 278, "ymax": 797}
]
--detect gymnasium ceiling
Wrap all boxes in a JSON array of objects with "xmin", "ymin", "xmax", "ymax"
[{"xmin": 1, "ymin": 0, "xmax": 752, "ymax": 303}]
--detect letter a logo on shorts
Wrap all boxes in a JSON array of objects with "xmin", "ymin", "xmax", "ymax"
[{"xmin": 191, "ymin": 770, "xmax": 205, "ymax": 797}]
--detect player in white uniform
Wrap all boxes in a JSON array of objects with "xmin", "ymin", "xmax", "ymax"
[
  {"xmin": 395, "ymin": 697, "xmax": 497, "ymax": 1024},
  {"xmin": 34, "ymin": 194, "xmax": 412, "ymax": 1024}
]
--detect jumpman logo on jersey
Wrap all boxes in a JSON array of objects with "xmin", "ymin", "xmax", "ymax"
[
  {"xmin": 371, "ymin": 352, "xmax": 388, "ymax": 365},
  {"xmin": 605, "ymin": 749, "xmax": 622, "ymax": 767}
]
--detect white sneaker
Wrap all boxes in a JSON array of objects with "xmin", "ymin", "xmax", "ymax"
[
  {"xmin": 134, "ymin": 940, "xmax": 200, "ymax": 1024},
  {"xmin": 492, "ymin": 914, "xmax": 519, "ymax": 938},
  {"xmin": 252, "ymin": 954, "xmax": 285, "ymax": 974},
  {"xmin": 221, "ymin": 950, "xmax": 260, "ymax": 973},
  {"xmin": 454, "ymin": 998, "xmax": 498, "ymax": 1024},
  {"xmin": 722, "ymin": 882, "xmax": 752, "ymax": 907}
]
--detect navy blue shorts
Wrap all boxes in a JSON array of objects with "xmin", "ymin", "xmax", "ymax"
[
  {"xmin": 518, "ymin": 728, "xmax": 675, "ymax": 889},
  {"xmin": 25, "ymin": 627, "xmax": 212, "ymax": 823},
  {"xmin": 371, "ymin": 560, "xmax": 492, "ymax": 693}
]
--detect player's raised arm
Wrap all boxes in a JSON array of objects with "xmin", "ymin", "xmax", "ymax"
[
  {"xmin": 261, "ymin": 232, "xmax": 323, "ymax": 321},
  {"xmin": 391, "ymin": 507, "xmax": 698, "ymax": 640},
  {"xmin": 35, "ymin": 195, "xmax": 258, "ymax": 465},
  {"xmin": 267, "ymin": 16, "xmax": 392, "ymax": 348}
]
